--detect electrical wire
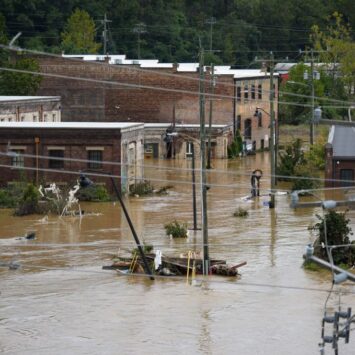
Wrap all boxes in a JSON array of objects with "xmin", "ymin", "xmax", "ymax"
[
  {"xmin": 1, "ymin": 261, "xmax": 353, "ymax": 295},
  {"xmin": 1, "ymin": 44, "xmax": 355, "ymax": 108},
  {"xmin": 1, "ymin": 150, "xmax": 355, "ymax": 188}
]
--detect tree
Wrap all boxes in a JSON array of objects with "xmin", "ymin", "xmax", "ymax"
[
  {"xmin": 311, "ymin": 210, "xmax": 355, "ymax": 266},
  {"xmin": 61, "ymin": 9, "xmax": 101, "ymax": 54},
  {"xmin": 311, "ymin": 12, "xmax": 355, "ymax": 96},
  {"xmin": 0, "ymin": 57, "xmax": 42, "ymax": 95}
]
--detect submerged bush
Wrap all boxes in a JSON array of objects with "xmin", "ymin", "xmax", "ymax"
[
  {"xmin": 233, "ymin": 207, "xmax": 249, "ymax": 217},
  {"xmin": 15, "ymin": 183, "xmax": 40, "ymax": 216},
  {"xmin": 164, "ymin": 220, "xmax": 188, "ymax": 238},
  {"xmin": 130, "ymin": 181, "xmax": 154, "ymax": 196},
  {"xmin": 309, "ymin": 210, "xmax": 355, "ymax": 266},
  {"xmin": 76, "ymin": 185, "xmax": 110, "ymax": 202}
]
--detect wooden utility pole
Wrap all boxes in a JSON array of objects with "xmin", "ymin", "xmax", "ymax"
[
  {"xmin": 310, "ymin": 49, "xmax": 315, "ymax": 145},
  {"xmin": 269, "ymin": 53, "xmax": 276, "ymax": 209},
  {"xmin": 207, "ymin": 63, "xmax": 215, "ymax": 169},
  {"xmin": 101, "ymin": 14, "xmax": 112, "ymax": 55},
  {"xmin": 199, "ymin": 44, "xmax": 209, "ymax": 275}
]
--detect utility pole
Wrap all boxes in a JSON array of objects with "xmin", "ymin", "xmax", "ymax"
[
  {"xmin": 310, "ymin": 49, "xmax": 315, "ymax": 145},
  {"xmin": 191, "ymin": 143, "xmax": 198, "ymax": 231},
  {"xmin": 205, "ymin": 17, "xmax": 217, "ymax": 52},
  {"xmin": 269, "ymin": 52, "xmax": 276, "ymax": 209},
  {"xmin": 199, "ymin": 42, "xmax": 209, "ymax": 275},
  {"xmin": 101, "ymin": 14, "xmax": 112, "ymax": 55},
  {"xmin": 133, "ymin": 23, "xmax": 147, "ymax": 59},
  {"xmin": 207, "ymin": 63, "xmax": 215, "ymax": 169}
]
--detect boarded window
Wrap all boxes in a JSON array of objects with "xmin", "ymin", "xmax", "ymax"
[{"xmin": 49, "ymin": 150, "xmax": 64, "ymax": 169}]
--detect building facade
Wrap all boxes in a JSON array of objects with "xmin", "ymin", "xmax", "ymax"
[
  {"xmin": 144, "ymin": 123, "xmax": 231, "ymax": 160},
  {"xmin": 0, "ymin": 96, "xmax": 61, "ymax": 122},
  {"xmin": 325, "ymin": 124, "xmax": 355, "ymax": 187},
  {"xmin": 0, "ymin": 122, "xmax": 144, "ymax": 193}
]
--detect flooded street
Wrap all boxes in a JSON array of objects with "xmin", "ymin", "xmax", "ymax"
[{"xmin": 1, "ymin": 152, "xmax": 354, "ymax": 355}]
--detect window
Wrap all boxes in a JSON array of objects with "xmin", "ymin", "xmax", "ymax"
[
  {"xmin": 186, "ymin": 142, "xmax": 193, "ymax": 158},
  {"xmin": 273, "ymin": 83, "xmax": 276, "ymax": 98},
  {"xmin": 237, "ymin": 115, "xmax": 241, "ymax": 131},
  {"xmin": 88, "ymin": 150, "xmax": 103, "ymax": 169},
  {"xmin": 244, "ymin": 84, "xmax": 248, "ymax": 101},
  {"xmin": 244, "ymin": 119, "xmax": 252, "ymax": 140},
  {"xmin": 258, "ymin": 84, "xmax": 262, "ymax": 99},
  {"xmin": 340, "ymin": 169, "xmax": 354, "ymax": 187},
  {"xmin": 44, "ymin": 114, "xmax": 48, "ymax": 121},
  {"xmin": 11, "ymin": 149, "xmax": 25, "ymax": 167},
  {"xmin": 53, "ymin": 113, "xmax": 56, "ymax": 121},
  {"xmin": 33, "ymin": 115, "xmax": 37, "ymax": 121},
  {"xmin": 258, "ymin": 112, "xmax": 262, "ymax": 127},
  {"xmin": 236, "ymin": 86, "xmax": 241, "ymax": 102},
  {"xmin": 251, "ymin": 84, "xmax": 256, "ymax": 100},
  {"xmin": 49, "ymin": 150, "xmax": 64, "ymax": 169}
]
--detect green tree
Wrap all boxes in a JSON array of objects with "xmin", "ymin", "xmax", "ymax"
[
  {"xmin": 61, "ymin": 9, "xmax": 101, "ymax": 54},
  {"xmin": 311, "ymin": 12, "xmax": 355, "ymax": 97},
  {"xmin": 311, "ymin": 210, "xmax": 355, "ymax": 266},
  {"xmin": 0, "ymin": 57, "xmax": 42, "ymax": 95}
]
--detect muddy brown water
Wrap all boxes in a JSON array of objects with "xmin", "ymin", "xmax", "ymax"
[{"xmin": 0, "ymin": 153, "xmax": 354, "ymax": 354}]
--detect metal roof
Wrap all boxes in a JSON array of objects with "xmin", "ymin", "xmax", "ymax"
[
  {"xmin": 0, "ymin": 122, "xmax": 143, "ymax": 130},
  {"xmin": 0, "ymin": 96, "xmax": 61, "ymax": 103},
  {"xmin": 328, "ymin": 125, "xmax": 355, "ymax": 158}
]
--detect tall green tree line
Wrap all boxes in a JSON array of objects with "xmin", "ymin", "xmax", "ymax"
[{"xmin": 0, "ymin": 0, "xmax": 354, "ymax": 65}]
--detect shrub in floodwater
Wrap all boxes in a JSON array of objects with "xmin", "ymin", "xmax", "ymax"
[
  {"xmin": 14, "ymin": 183, "xmax": 40, "ymax": 216},
  {"xmin": 0, "ymin": 189, "xmax": 17, "ymax": 208},
  {"xmin": 309, "ymin": 210, "xmax": 355, "ymax": 267},
  {"xmin": 130, "ymin": 181, "xmax": 154, "ymax": 196},
  {"xmin": 164, "ymin": 220, "xmax": 188, "ymax": 238},
  {"xmin": 76, "ymin": 184, "xmax": 110, "ymax": 202},
  {"xmin": 233, "ymin": 207, "xmax": 249, "ymax": 218},
  {"xmin": 131, "ymin": 243, "xmax": 154, "ymax": 256}
]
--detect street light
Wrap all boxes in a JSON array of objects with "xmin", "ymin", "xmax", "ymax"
[{"xmin": 254, "ymin": 107, "xmax": 276, "ymax": 208}]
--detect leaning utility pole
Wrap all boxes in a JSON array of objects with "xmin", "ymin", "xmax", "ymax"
[
  {"xmin": 199, "ymin": 43, "xmax": 209, "ymax": 275},
  {"xmin": 269, "ymin": 52, "xmax": 276, "ymax": 209},
  {"xmin": 101, "ymin": 13, "xmax": 112, "ymax": 55}
]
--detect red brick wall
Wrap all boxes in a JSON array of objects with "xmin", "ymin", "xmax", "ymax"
[
  {"xmin": 0, "ymin": 127, "xmax": 121, "ymax": 190},
  {"xmin": 36, "ymin": 56, "xmax": 235, "ymax": 126}
]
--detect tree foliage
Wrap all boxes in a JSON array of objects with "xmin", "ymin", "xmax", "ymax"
[
  {"xmin": 0, "ymin": 1, "xmax": 353, "ymax": 64},
  {"xmin": 310, "ymin": 210, "xmax": 355, "ymax": 266},
  {"xmin": 0, "ymin": 57, "xmax": 42, "ymax": 95},
  {"xmin": 61, "ymin": 9, "xmax": 101, "ymax": 54}
]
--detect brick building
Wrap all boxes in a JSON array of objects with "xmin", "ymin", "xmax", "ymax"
[
  {"xmin": 34, "ymin": 54, "xmax": 278, "ymax": 152},
  {"xmin": 0, "ymin": 96, "xmax": 61, "ymax": 122},
  {"xmin": 0, "ymin": 122, "xmax": 144, "ymax": 193},
  {"xmin": 325, "ymin": 124, "xmax": 355, "ymax": 187}
]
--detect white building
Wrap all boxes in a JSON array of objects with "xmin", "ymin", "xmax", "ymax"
[{"xmin": 0, "ymin": 96, "xmax": 61, "ymax": 122}]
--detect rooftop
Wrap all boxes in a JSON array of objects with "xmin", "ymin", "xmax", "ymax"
[
  {"xmin": 0, "ymin": 122, "xmax": 144, "ymax": 130},
  {"xmin": 61, "ymin": 54, "xmax": 275, "ymax": 78},
  {"xmin": 0, "ymin": 96, "xmax": 61, "ymax": 103},
  {"xmin": 328, "ymin": 125, "xmax": 355, "ymax": 158}
]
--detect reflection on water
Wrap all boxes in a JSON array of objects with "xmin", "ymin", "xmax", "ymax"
[{"xmin": 0, "ymin": 153, "xmax": 354, "ymax": 355}]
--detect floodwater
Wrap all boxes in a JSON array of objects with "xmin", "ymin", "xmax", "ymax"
[{"xmin": 0, "ymin": 152, "xmax": 354, "ymax": 355}]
